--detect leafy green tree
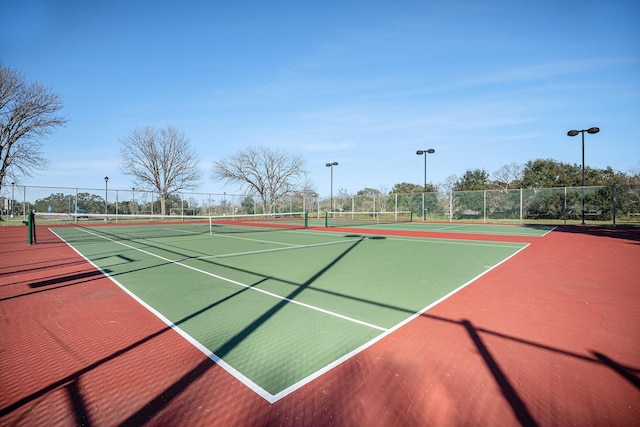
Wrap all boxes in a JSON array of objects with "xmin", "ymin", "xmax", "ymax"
[
  {"xmin": 617, "ymin": 168, "xmax": 640, "ymax": 218},
  {"xmin": 522, "ymin": 159, "xmax": 582, "ymax": 188},
  {"xmin": 520, "ymin": 159, "xmax": 633, "ymax": 220},
  {"xmin": 34, "ymin": 193, "xmax": 70, "ymax": 213},
  {"xmin": 454, "ymin": 169, "xmax": 490, "ymax": 191},
  {"xmin": 76, "ymin": 192, "xmax": 107, "ymax": 213},
  {"xmin": 388, "ymin": 182, "xmax": 434, "ymax": 214},
  {"xmin": 455, "ymin": 170, "xmax": 484, "ymax": 191},
  {"xmin": 354, "ymin": 187, "xmax": 382, "ymax": 211},
  {"xmin": 390, "ymin": 182, "xmax": 432, "ymax": 194},
  {"xmin": 450, "ymin": 169, "xmax": 490, "ymax": 218},
  {"xmin": 240, "ymin": 196, "xmax": 255, "ymax": 214}
]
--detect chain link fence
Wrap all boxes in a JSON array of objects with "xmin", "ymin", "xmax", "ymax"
[{"xmin": 1, "ymin": 184, "xmax": 639, "ymax": 225}]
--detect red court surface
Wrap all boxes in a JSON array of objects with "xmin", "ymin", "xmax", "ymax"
[{"xmin": 1, "ymin": 224, "xmax": 639, "ymax": 426}]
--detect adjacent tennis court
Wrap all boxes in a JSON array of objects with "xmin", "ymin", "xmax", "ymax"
[
  {"xmin": 319, "ymin": 213, "xmax": 555, "ymax": 236},
  {"xmin": 51, "ymin": 221, "xmax": 529, "ymax": 402}
]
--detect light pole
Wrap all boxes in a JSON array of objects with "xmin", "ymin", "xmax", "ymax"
[
  {"xmin": 104, "ymin": 176, "xmax": 109, "ymax": 216},
  {"xmin": 416, "ymin": 149, "xmax": 435, "ymax": 220},
  {"xmin": 567, "ymin": 127, "xmax": 599, "ymax": 224},
  {"xmin": 326, "ymin": 162, "xmax": 338, "ymax": 212}
]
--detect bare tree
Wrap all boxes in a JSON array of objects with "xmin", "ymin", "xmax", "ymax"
[
  {"xmin": 493, "ymin": 162, "xmax": 524, "ymax": 189},
  {"xmin": 438, "ymin": 174, "xmax": 459, "ymax": 195},
  {"xmin": 0, "ymin": 64, "xmax": 67, "ymax": 192},
  {"xmin": 119, "ymin": 126, "xmax": 201, "ymax": 215},
  {"xmin": 213, "ymin": 146, "xmax": 307, "ymax": 213}
]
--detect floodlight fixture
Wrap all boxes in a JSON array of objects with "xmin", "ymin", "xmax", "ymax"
[
  {"xmin": 416, "ymin": 149, "xmax": 436, "ymax": 220},
  {"xmin": 104, "ymin": 176, "xmax": 109, "ymax": 215},
  {"xmin": 567, "ymin": 127, "xmax": 600, "ymax": 224},
  {"xmin": 326, "ymin": 162, "xmax": 338, "ymax": 212}
]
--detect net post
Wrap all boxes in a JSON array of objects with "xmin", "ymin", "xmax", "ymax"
[
  {"xmin": 325, "ymin": 211, "xmax": 328, "ymax": 227},
  {"xmin": 26, "ymin": 210, "xmax": 37, "ymax": 244},
  {"xmin": 304, "ymin": 211, "xmax": 309, "ymax": 229},
  {"xmin": 410, "ymin": 211, "xmax": 413, "ymax": 222}
]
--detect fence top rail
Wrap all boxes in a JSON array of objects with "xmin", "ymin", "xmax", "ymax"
[{"xmin": 2, "ymin": 184, "xmax": 253, "ymax": 198}]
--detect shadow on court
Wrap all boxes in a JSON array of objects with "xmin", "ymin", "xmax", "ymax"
[{"xmin": 1, "ymin": 224, "xmax": 638, "ymax": 425}]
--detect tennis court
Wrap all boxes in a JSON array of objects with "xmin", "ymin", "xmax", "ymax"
[
  {"xmin": 2, "ymin": 220, "xmax": 639, "ymax": 426},
  {"xmin": 318, "ymin": 213, "xmax": 555, "ymax": 237},
  {"xmin": 51, "ymin": 220, "xmax": 528, "ymax": 401}
]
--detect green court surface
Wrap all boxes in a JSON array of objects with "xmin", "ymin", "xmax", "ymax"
[
  {"xmin": 51, "ymin": 223, "xmax": 528, "ymax": 402},
  {"xmin": 313, "ymin": 216, "xmax": 556, "ymax": 236}
]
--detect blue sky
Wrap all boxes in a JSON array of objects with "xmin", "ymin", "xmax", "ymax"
[{"xmin": 2, "ymin": 0, "xmax": 639, "ymax": 197}]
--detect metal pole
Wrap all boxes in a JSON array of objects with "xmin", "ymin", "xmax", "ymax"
[
  {"xmin": 581, "ymin": 131, "xmax": 585, "ymax": 225},
  {"xmin": 423, "ymin": 153, "xmax": 426, "ymax": 220},
  {"xmin": 416, "ymin": 149, "xmax": 435, "ymax": 220},
  {"xmin": 330, "ymin": 166, "xmax": 333, "ymax": 212},
  {"xmin": 326, "ymin": 162, "xmax": 338, "ymax": 213},
  {"xmin": 568, "ymin": 127, "xmax": 598, "ymax": 225},
  {"xmin": 104, "ymin": 176, "xmax": 109, "ymax": 217}
]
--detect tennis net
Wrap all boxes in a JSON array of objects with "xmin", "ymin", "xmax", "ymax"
[
  {"xmin": 209, "ymin": 212, "xmax": 308, "ymax": 232},
  {"xmin": 39, "ymin": 211, "xmax": 308, "ymax": 238},
  {"xmin": 325, "ymin": 211, "xmax": 412, "ymax": 228}
]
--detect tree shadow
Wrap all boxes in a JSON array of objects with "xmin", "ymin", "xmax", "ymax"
[
  {"xmin": 29, "ymin": 270, "xmax": 105, "ymax": 288},
  {"xmin": 0, "ymin": 233, "xmax": 367, "ymax": 424},
  {"xmin": 553, "ymin": 224, "xmax": 640, "ymax": 242},
  {"xmin": 4, "ymin": 225, "xmax": 638, "ymax": 425}
]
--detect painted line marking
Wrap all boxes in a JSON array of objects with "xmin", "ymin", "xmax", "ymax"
[
  {"xmin": 196, "ymin": 239, "xmax": 356, "ymax": 260},
  {"xmin": 73, "ymin": 227, "xmax": 387, "ymax": 333},
  {"xmin": 50, "ymin": 226, "xmax": 529, "ymax": 404}
]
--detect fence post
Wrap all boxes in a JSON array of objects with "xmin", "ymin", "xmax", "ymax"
[
  {"xmin": 612, "ymin": 184, "xmax": 617, "ymax": 227},
  {"xmin": 520, "ymin": 188, "xmax": 523, "ymax": 224},
  {"xmin": 395, "ymin": 193, "xmax": 398, "ymax": 216},
  {"xmin": 449, "ymin": 192, "xmax": 453, "ymax": 222},
  {"xmin": 483, "ymin": 190, "xmax": 487, "ymax": 224}
]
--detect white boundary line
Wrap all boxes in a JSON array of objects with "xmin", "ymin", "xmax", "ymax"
[
  {"xmin": 427, "ymin": 222, "xmax": 555, "ymax": 237},
  {"xmin": 73, "ymin": 227, "xmax": 387, "ymax": 332},
  {"xmin": 270, "ymin": 242, "xmax": 531, "ymax": 401},
  {"xmin": 48, "ymin": 228, "xmax": 272, "ymax": 400},
  {"xmin": 196, "ymin": 239, "xmax": 356, "ymax": 260},
  {"xmin": 50, "ymin": 226, "xmax": 529, "ymax": 403},
  {"xmin": 540, "ymin": 225, "xmax": 558, "ymax": 237}
]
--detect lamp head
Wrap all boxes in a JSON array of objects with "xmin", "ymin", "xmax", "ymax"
[
  {"xmin": 587, "ymin": 127, "xmax": 600, "ymax": 134},
  {"xmin": 567, "ymin": 130, "xmax": 580, "ymax": 137},
  {"xmin": 326, "ymin": 162, "xmax": 338, "ymax": 167}
]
